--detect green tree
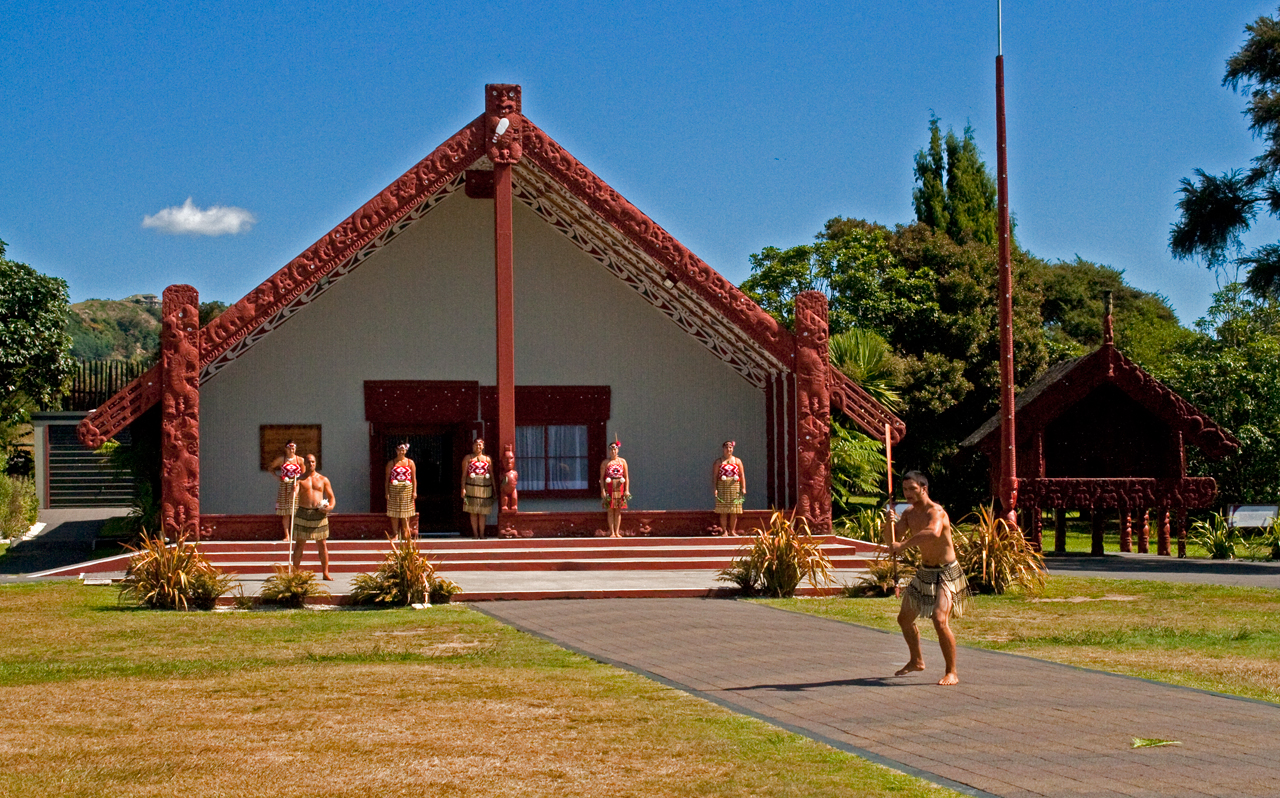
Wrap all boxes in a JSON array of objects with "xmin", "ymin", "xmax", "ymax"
[
  {"xmin": 1031, "ymin": 257, "xmax": 1194, "ymax": 373},
  {"xmin": 0, "ymin": 240, "xmax": 75, "ymax": 442},
  {"xmin": 912, "ymin": 116, "xmax": 998, "ymax": 246},
  {"xmin": 1162, "ymin": 285, "xmax": 1280, "ymax": 504},
  {"xmin": 1171, "ymin": 10, "xmax": 1280, "ymax": 296}
]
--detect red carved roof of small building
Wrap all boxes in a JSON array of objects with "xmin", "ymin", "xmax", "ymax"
[
  {"xmin": 78, "ymin": 86, "xmax": 902, "ymax": 449},
  {"xmin": 961, "ymin": 342, "xmax": 1238, "ymax": 460}
]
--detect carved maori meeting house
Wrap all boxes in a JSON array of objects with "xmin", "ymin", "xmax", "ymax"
[
  {"xmin": 961, "ymin": 296, "xmax": 1238, "ymax": 557},
  {"xmin": 78, "ymin": 85, "xmax": 903, "ymax": 540}
]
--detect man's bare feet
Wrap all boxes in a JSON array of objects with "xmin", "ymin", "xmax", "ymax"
[
  {"xmin": 937, "ymin": 672, "xmax": 959, "ymax": 686},
  {"xmin": 894, "ymin": 661, "xmax": 925, "ymax": 676}
]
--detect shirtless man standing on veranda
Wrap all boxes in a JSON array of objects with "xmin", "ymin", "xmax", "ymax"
[
  {"xmin": 292, "ymin": 454, "xmax": 336, "ymax": 580},
  {"xmin": 882, "ymin": 471, "xmax": 970, "ymax": 686}
]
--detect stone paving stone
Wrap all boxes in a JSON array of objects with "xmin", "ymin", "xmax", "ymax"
[{"xmin": 481, "ymin": 598, "xmax": 1280, "ymax": 798}]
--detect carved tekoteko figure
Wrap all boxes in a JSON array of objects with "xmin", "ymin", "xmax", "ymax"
[{"xmin": 500, "ymin": 443, "xmax": 519, "ymax": 512}]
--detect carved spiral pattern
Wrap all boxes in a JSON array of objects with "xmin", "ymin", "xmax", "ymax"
[
  {"xmin": 161, "ymin": 286, "xmax": 202, "ymax": 539},
  {"xmin": 794, "ymin": 291, "xmax": 832, "ymax": 532},
  {"xmin": 1018, "ymin": 477, "xmax": 1217, "ymax": 510}
]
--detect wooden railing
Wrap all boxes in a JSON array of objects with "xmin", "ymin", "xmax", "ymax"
[{"xmin": 63, "ymin": 359, "xmax": 151, "ymax": 411}]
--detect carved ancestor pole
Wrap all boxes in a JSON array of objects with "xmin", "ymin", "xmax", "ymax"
[
  {"xmin": 1137, "ymin": 509, "xmax": 1150, "ymax": 554},
  {"xmin": 1119, "ymin": 509, "xmax": 1133, "ymax": 553},
  {"xmin": 995, "ymin": 3, "xmax": 1018, "ymax": 525},
  {"xmin": 160, "ymin": 285, "xmax": 201, "ymax": 540},
  {"xmin": 793, "ymin": 291, "xmax": 832, "ymax": 534},
  {"xmin": 487, "ymin": 84, "xmax": 523, "ymax": 529}
]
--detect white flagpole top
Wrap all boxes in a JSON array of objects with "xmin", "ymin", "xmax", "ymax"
[{"xmin": 998, "ymin": 0, "xmax": 1003, "ymax": 56}]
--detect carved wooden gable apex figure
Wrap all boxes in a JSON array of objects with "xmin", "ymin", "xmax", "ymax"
[{"xmin": 486, "ymin": 84, "xmax": 523, "ymax": 164}]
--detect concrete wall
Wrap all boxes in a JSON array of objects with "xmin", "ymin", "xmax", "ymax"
[{"xmin": 200, "ymin": 190, "xmax": 766, "ymax": 517}]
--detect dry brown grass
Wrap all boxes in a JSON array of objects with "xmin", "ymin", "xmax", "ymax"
[{"xmin": 0, "ymin": 583, "xmax": 958, "ymax": 798}]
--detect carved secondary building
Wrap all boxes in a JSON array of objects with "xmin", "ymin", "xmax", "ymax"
[{"xmin": 78, "ymin": 85, "xmax": 902, "ymax": 539}]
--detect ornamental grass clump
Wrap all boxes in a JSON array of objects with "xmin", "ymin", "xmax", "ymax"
[
  {"xmin": 349, "ymin": 536, "xmax": 461, "ymax": 607},
  {"xmin": 717, "ymin": 511, "xmax": 832, "ymax": 598},
  {"xmin": 259, "ymin": 565, "xmax": 330, "ymax": 608},
  {"xmin": 118, "ymin": 530, "xmax": 239, "ymax": 610},
  {"xmin": 954, "ymin": 505, "xmax": 1046, "ymax": 596},
  {"xmin": 845, "ymin": 547, "xmax": 918, "ymax": 598},
  {"xmin": 1189, "ymin": 512, "xmax": 1243, "ymax": 560}
]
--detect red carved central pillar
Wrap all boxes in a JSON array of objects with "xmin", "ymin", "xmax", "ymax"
[
  {"xmin": 488, "ymin": 84, "xmax": 523, "ymax": 528},
  {"xmin": 160, "ymin": 285, "xmax": 201, "ymax": 540},
  {"xmin": 793, "ymin": 291, "xmax": 832, "ymax": 534}
]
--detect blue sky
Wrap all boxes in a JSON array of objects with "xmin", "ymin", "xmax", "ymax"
[{"xmin": 1, "ymin": 1, "xmax": 1272, "ymax": 326}]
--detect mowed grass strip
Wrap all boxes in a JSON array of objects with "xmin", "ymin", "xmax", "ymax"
[
  {"xmin": 0, "ymin": 583, "xmax": 959, "ymax": 798},
  {"xmin": 763, "ymin": 576, "xmax": 1280, "ymax": 704}
]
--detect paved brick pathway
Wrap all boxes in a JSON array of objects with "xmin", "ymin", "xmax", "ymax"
[{"xmin": 480, "ymin": 598, "xmax": 1280, "ymax": 798}]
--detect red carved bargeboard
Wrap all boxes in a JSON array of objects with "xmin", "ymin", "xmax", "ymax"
[
  {"xmin": 520, "ymin": 122, "xmax": 794, "ymax": 367},
  {"xmin": 1017, "ymin": 478, "xmax": 1218, "ymax": 510},
  {"xmin": 77, "ymin": 364, "xmax": 161, "ymax": 449},
  {"xmin": 161, "ymin": 285, "xmax": 201, "ymax": 539},
  {"xmin": 79, "ymin": 118, "xmax": 487, "ymax": 448},
  {"xmin": 793, "ymin": 291, "xmax": 832, "ymax": 533}
]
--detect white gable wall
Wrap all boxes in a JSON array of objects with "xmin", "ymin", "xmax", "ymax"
[{"xmin": 200, "ymin": 190, "xmax": 766, "ymax": 516}]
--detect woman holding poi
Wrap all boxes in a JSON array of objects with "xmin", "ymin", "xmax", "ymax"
[
  {"xmin": 385, "ymin": 442, "xmax": 417, "ymax": 540},
  {"xmin": 600, "ymin": 439, "xmax": 630, "ymax": 538},
  {"xmin": 461, "ymin": 438, "xmax": 495, "ymax": 539},
  {"xmin": 269, "ymin": 441, "xmax": 304, "ymax": 542},
  {"xmin": 712, "ymin": 440, "xmax": 746, "ymax": 535}
]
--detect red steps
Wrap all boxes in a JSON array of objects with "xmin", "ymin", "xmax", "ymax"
[{"xmin": 35, "ymin": 535, "xmax": 880, "ymax": 580}]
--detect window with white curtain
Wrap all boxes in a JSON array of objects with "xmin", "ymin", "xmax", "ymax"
[{"xmin": 515, "ymin": 425, "xmax": 590, "ymax": 491}]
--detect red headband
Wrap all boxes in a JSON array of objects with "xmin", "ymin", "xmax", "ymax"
[
  {"xmin": 724, "ymin": 440, "xmax": 736, "ymax": 447},
  {"xmin": 611, "ymin": 439, "xmax": 621, "ymax": 449}
]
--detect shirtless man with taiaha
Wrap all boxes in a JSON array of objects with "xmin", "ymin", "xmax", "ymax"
[
  {"xmin": 292, "ymin": 454, "xmax": 336, "ymax": 580},
  {"xmin": 883, "ymin": 471, "xmax": 969, "ymax": 686}
]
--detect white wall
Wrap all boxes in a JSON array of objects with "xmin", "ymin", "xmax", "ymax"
[{"xmin": 200, "ymin": 190, "xmax": 766, "ymax": 515}]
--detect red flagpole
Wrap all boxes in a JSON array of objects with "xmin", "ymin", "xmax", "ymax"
[{"xmin": 996, "ymin": 1, "xmax": 1018, "ymax": 524}]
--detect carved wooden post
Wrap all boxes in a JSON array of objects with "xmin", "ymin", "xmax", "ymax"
[
  {"xmin": 1119, "ymin": 509, "xmax": 1132, "ymax": 553},
  {"xmin": 487, "ymin": 84, "xmax": 523, "ymax": 509},
  {"xmin": 160, "ymin": 285, "xmax": 200, "ymax": 540},
  {"xmin": 793, "ymin": 291, "xmax": 831, "ymax": 534},
  {"xmin": 1175, "ymin": 508, "xmax": 1188, "ymax": 558},
  {"xmin": 1157, "ymin": 507, "xmax": 1171, "ymax": 556},
  {"xmin": 1090, "ymin": 506, "xmax": 1105, "ymax": 556},
  {"xmin": 1137, "ymin": 509, "xmax": 1149, "ymax": 554},
  {"xmin": 1028, "ymin": 507, "xmax": 1043, "ymax": 552},
  {"xmin": 1054, "ymin": 508, "xmax": 1066, "ymax": 554}
]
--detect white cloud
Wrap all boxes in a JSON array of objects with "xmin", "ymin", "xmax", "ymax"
[{"xmin": 142, "ymin": 198, "xmax": 256, "ymax": 236}]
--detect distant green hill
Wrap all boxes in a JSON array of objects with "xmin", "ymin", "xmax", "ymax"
[
  {"xmin": 66, "ymin": 296, "xmax": 229, "ymax": 361},
  {"xmin": 67, "ymin": 296, "xmax": 162, "ymax": 361}
]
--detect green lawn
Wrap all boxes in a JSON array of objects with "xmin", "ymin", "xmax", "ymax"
[
  {"xmin": 1035, "ymin": 512, "xmax": 1278, "ymax": 559},
  {"xmin": 0, "ymin": 581, "xmax": 959, "ymax": 798},
  {"xmin": 766, "ymin": 575, "xmax": 1280, "ymax": 704}
]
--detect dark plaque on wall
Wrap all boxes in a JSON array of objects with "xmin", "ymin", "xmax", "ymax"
[{"xmin": 260, "ymin": 425, "xmax": 321, "ymax": 471}]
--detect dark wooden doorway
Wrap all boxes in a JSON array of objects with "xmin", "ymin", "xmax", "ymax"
[{"xmin": 370, "ymin": 423, "xmax": 471, "ymax": 532}]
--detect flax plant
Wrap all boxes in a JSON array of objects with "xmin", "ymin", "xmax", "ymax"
[
  {"xmin": 260, "ymin": 565, "xmax": 330, "ymax": 608},
  {"xmin": 118, "ymin": 530, "xmax": 238, "ymax": 610},
  {"xmin": 954, "ymin": 505, "xmax": 1046, "ymax": 595},
  {"xmin": 350, "ymin": 536, "xmax": 461, "ymax": 606},
  {"xmin": 1189, "ymin": 512, "xmax": 1244, "ymax": 560},
  {"xmin": 846, "ymin": 547, "xmax": 918, "ymax": 598},
  {"xmin": 718, "ymin": 511, "xmax": 832, "ymax": 597}
]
